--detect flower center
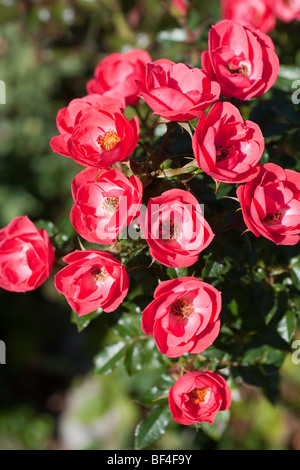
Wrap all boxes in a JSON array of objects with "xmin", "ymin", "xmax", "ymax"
[
  {"xmin": 102, "ymin": 197, "xmax": 119, "ymax": 213},
  {"xmin": 90, "ymin": 265, "xmax": 109, "ymax": 282},
  {"xmin": 159, "ymin": 218, "xmax": 178, "ymax": 240},
  {"xmin": 216, "ymin": 145, "xmax": 229, "ymax": 162},
  {"xmin": 170, "ymin": 298, "xmax": 194, "ymax": 319},
  {"xmin": 188, "ymin": 387, "xmax": 211, "ymax": 405},
  {"xmin": 97, "ymin": 129, "xmax": 121, "ymax": 151},
  {"xmin": 228, "ymin": 62, "xmax": 250, "ymax": 78},
  {"xmin": 263, "ymin": 210, "xmax": 283, "ymax": 226}
]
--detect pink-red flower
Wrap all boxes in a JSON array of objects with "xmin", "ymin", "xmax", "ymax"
[
  {"xmin": 86, "ymin": 49, "xmax": 152, "ymax": 107},
  {"xmin": 67, "ymin": 105, "xmax": 140, "ymax": 168},
  {"xmin": 141, "ymin": 277, "xmax": 222, "ymax": 358},
  {"xmin": 0, "ymin": 216, "xmax": 54, "ymax": 292},
  {"xmin": 50, "ymin": 95, "xmax": 123, "ymax": 158},
  {"xmin": 139, "ymin": 189, "xmax": 214, "ymax": 268},
  {"xmin": 169, "ymin": 370, "xmax": 232, "ymax": 425},
  {"xmin": 272, "ymin": 0, "xmax": 300, "ymax": 23},
  {"xmin": 70, "ymin": 167, "xmax": 143, "ymax": 245},
  {"xmin": 54, "ymin": 250, "xmax": 129, "ymax": 316},
  {"xmin": 237, "ymin": 163, "xmax": 300, "ymax": 245},
  {"xmin": 201, "ymin": 20, "xmax": 280, "ymax": 101},
  {"xmin": 192, "ymin": 101, "xmax": 264, "ymax": 184},
  {"xmin": 136, "ymin": 59, "xmax": 220, "ymax": 121},
  {"xmin": 221, "ymin": 0, "xmax": 276, "ymax": 33}
]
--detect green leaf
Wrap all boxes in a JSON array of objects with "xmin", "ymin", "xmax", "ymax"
[
  {"xmin": 277, "ymin": 310, "xmax": 297, "ymax": 343},
  {"xmin": 290, "ymin": 257, "xmax": 300, "ymax": 290},
  {"xmin": 124, "ymin": 341, "xmax": 144, "ymax": 375},
  {"xmin": 35, "ymin": 219, "xmax": 57, "ymax": 238},
  {"xmin": 94, "ymin": 341, "xmax": 127, "ymax": 375},
  {"xmin": 166, "ymin": 267, "xmax": 189, "ymax": 279},
  {"xmin": 201, "ymin": 409, "xmax": 230, "ymax": 441},
  {"xmin": 112, "ymin": 314, "xmax": 143, "ymax": 340},
  {"xmin": 134, "ymin": 407, "xmax": 171, "ymax": 450},
  {"xmin": 70, "ymin": 309, "xmax": 103, "ymax": 333},
  {"xmin": 202, "ymin": 259, "xmax": 224, "ymax": 279}
]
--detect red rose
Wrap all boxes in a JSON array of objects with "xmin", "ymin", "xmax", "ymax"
[
  {"xmin": 272, "ymin": 0, "xmax": 300, "ymax": 23},
  {"xmin": 86, "ymin": 49, "xmax": 152, "ymax": 107},
  {"xmin": 67, "ymin": 105, "xmax": 140, "ymax": 168},
  {"xmin": 169, "ymin": 370, "xmax": 232, "ymax": 425},
  {"xmin": 50, "ymin": 95, "xmax": 123, "ymax": 158},
  {"xmin": 201, "ymin": 20, "xmax": 280, "ymax": 101},
  {"xmin": 192, "ymin": 101, "xmax": 264, "ymax": 184},
  {"xmin": 70, "ymin": 167, "xmax": 143, "ymax": 245},
  {"xmin": 141, "ymin": 277, "xmax": 222, "ymax": 357},
  {"xmin": 0, "ymin": 216, "xmax": 54, "ymax": 292},
  {"xmin": 139, "ymin": 189, "xmax": 214, "ymax": 268},
  {"xmin": 54, "ymin": 250, "xmax": 129, "ymax": 316},
  {"xmin": 221, "ymin": 0, "xmax": 276, "ymax": 33},
  {"xmin": 136, "ymin": 59, "xmax": 220, "ymax": 121},
  {"xmin": 237, "ymin": 163, "xmax": 300, "ymax": 245}
]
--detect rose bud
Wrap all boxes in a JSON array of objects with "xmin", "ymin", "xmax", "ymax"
[
  {"xmin": 0, "ymin": 216, "xmax": 54, "ymax": 292},
  {"xmin": 192, "ymin": 101, "xmax": 264, "ymax": 184},
  {"xmin": 169, "ymin": 370, "xmax": 232, "ymax": 425},
  {"xmin": 70, "ymin": 167, "xmax": 143, "ymax": 245},
  {"xmin": 201, "ymin": 20, "xmax": 280, "ymax": 101},
  {"xmin": 54, "ymin": 250, "xmax": 129, "ymax": 316},
  {"xmin": 237, "ymin": 163, "xmax": 300, "ymax": 245},
  {"xmin": 87, "ymin": 49, "xmax": 152, "ymax": 107},
  {"xmin": 141, "ymin": 277, "xmax": 222, "ymax": 358},
  {"xmin": 139, "ymin": 189, "xmax": 214, "ymax": 268},
  {"xmin": 136, "ymin": 59, "xmax": 220, "ymax": 121}
]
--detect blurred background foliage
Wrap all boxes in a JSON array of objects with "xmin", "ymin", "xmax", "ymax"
[{"xmin": 0, "ymin": 0, "xmax": 300, "ymax": 450}]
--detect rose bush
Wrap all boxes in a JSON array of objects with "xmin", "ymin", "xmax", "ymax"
[
  {"xmin": 70, "ymin": 167, "xmax": 143, "ymax": 245},
  {"xmin": 54, "ymin": 250, "xmax": 129, "ymax": 315},
  {"xmin": 201, "ymin": 19, "xmax": 280, "ymax": 100},
  {"xmin": 192, "ymin": 101, "xmax": 264, "ymax": 184},
  {"xmin": 0, "ymin": 216, "xmax": 54, "ymax": 293},
  {"xmin": 169, "ymin": 370, "xmax": 232, "ymax": 425},
  {"xmin": 141, "ymin": 277, "xmax": 222, "ymax": 357},
  {"xmin": 139, "ymin": 188, "xmax": 214, "ymax": 268}
]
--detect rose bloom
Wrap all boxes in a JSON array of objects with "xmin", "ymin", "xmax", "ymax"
[
  {"xmin": 201, "ymin": 20, "xmax": 280, "ymax": 101},
  {"xmin": 67, "ymin": 105, "xmax": 140, "ymax": 168},
  {"xmin": 272, "ymin": 0, "xmax": 300, "ymax": 23},
  {"xmin": 192, "ymin": 101, "xmax": 264, "ymax": 184},
  {"xmin": 169, "ymin": 370, "xmax": 232, "ymax": 425},
  {"xmin": 237, "ymin": 163, "xmax": 300, "ymax": 245},
  {"xmin": 50, "ymin": 95, "xmax": 123, "ymax": 158},
  {"xmin": 54, "ymin": 250, "xmax": 129, "ymax": 316},
  {"xmin": 141, "ymin": 277, "xmax": 222, "ymax": 358},
  {"xmin": 221, "ymin": 0, "xmax": 276, "ymax": 33},
  {"xmin": 0, "ymin": 216, "xmax": 54, "ymax": 293},
  {"xmin": 139, "ymin": 189, "xmax": 214, "ymax": 268},
  {"xmin": 70, "ymin": 167, "xmax": 143, "ymax": 245},
  {"xmin": 86, "ymin": 49, "xmax": 152, "ymax": 107},
  {"xmin": 136, "ymin": 59, "xmax": 220, "ymax": 121}
]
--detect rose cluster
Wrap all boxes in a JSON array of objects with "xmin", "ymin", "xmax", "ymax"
[{"xmin": 1, "ymin": 14, "xmax": 299, "ymax": 428}]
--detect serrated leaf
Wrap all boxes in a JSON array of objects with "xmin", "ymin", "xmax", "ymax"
[
  {"xmin": 134, "ymin": 407, "xmax": 171, "ymax": 450},
  {"xmin": 202, "ymin": 259, "xmax": 224, "ymax": 279},
  {"xmin": 277, "ymin": 310, "xmax": 296, "ymax": 343},
  {"xmin": 112, "ymin": 314, "xmax": 143, "ymax": 340},
  {"xmin": 94, "ymin": 341, "xmax": 127, "ymax": 375},
  {"xmin": 138, "ymin": 386, "xmax": 169, "ymax": 407},
  {"xmin": 167, "ymin": 267, "xmax": 189, "ymax": 279}
]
